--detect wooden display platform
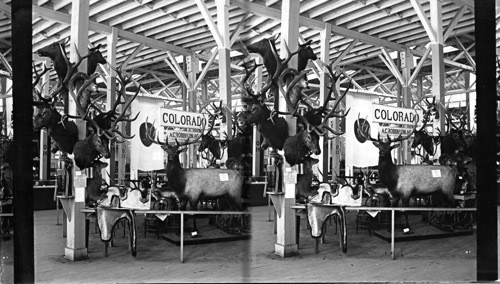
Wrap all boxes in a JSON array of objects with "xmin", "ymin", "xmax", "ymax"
[
  {"xmin": 162, "ymin": 218, "xmax": 251, "ymax": 246},
  {"xmin": 373, "ymin": 217, "xmax": 474, "ymax": 242}
]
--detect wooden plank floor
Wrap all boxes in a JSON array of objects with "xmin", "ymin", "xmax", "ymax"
[{"xmin": 0, "ymin": 206, "xmax": 477, "ymax": 283}]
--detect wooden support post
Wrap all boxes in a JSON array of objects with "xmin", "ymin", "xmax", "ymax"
[
  {"xmin": 187, "ymin": 54, "xmax": 199, "ymax": 167},
  {"xmin": 106, "ymin": 27, "xmax": 118, "ymax": 185},
  {"xmin": 430, "ymin": 0, "xmax": 445, "ymax": 160},
  {"xmin": 319, "ymin": 24, "xmax": 331, "ymax": 182},
  {"xmin": 12, "ymin": 2, "xmax": 34, "ymax": 280},
  {"xmin": 391, "ymin": 209, "xmax": 395, "ymax": 260},
  {"xmin": 464, "ymin": 70, "xmax": 471, "ymax": 129},
  {"xmin": 216, "ymin": 0, "xmax": 232, "ymax": 144},
  {"xmin": 65, "ymin": 0, "xmax": 89, "ymax": 261},
  {"xmin": 39, "ymin": 64, "xmax": 50, "ymax": 180},
  {"xmin": 274, "ymin": 0, "xmax": 299, "ymax": 257},
  {"xmin": 38, "ymin": 130, "xmax": 49, "ymax": 180},
  {"xmin": 474, "ymin": 0, "xmax": 497, "ymax": 280},
  {"xmin": 400, "ymin": 49, "xmax": 413, "ymax": 164},
  {"xmin": 252, "ymin": 56, "xmax": 263, "ymax": 176}
]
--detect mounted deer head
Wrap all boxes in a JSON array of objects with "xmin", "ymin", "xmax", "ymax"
[
  {"xmin": 356, "ymin": 116, "xmax": 417, "ymax": 161},
  {"xmin": 145, "ymin": 120, "xmax": 205, "ymax": 161},
  {"xmin": 92, "ymin": 67, "xmax": 140, "ymax": 138},
  {"xmin": 198, "ymin": 101, "xmax": 226, "ymax": 160},
  {"xmin": 33, "ymin": 63, "xmax": 79, "ymax": 154},
  {"xmin": 87, "ymin": 44, "xmax": 106, "ymax": 75},
  {"xmin": 411, "ymin": 97, "xmax": 439, "ymax": 155}
]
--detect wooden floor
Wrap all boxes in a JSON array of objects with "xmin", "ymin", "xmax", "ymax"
[{"xmin": 0, "ymin": 206, "xmax": 478, "ymax": 283}]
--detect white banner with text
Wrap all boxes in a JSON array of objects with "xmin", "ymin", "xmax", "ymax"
[
  {"xmin": 159, "ymin": 108, "xmax": 207, "ymax": 129},
  {"xmin": 372, "ymin": 104, "xmax": 422, "ymax": 126}
]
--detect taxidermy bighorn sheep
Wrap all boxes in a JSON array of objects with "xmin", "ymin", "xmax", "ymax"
[
  {"xmin": 146, "ymin": 121, "xmax": 244, "ymax": 232},
  {"xmin": 356, "ymin": 118, "xmax": 456, "ymax": 230}
]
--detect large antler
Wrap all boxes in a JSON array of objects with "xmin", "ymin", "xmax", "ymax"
[
  {"xmin": 144, "ymin": 117, "xmax": 167, "ymax": 147},
  {"xmin": 145, "ymin": 117, "xmax": 206, "ymax": 151},
  {"xmin": 47, "ymin": 43, "xmax": 94, "ymax": 100},
  {"xmin": 33, "ymin": 63, "xmax": 52, "ymax": 104},
  {"xmin": 279, "ymin": 58, "xmax": 351, "ymax": 139},
  {"xmin": 240, "ymin": 59, "xmax": 270, "ymax": 103}
]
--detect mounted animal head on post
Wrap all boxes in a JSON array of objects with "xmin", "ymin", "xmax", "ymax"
[
  {"xmin": 411, "ymin": 97, "xmax": 439, "ymax": 156},
  {"xmin": 441, "ymin": 109, "xmax": 468, "ymax": 155},
  {"xmin": 32, "ymin": 63, "xmax": 79, "ymax": 154},
  {"xmin": 36, "ymin": 40, "xmax": 95, "ymax": 92},
  {"xmin": 92, "ymin": 67, "xmax": 140, "ymax": 134},
  {"xmin": 246, "ymin": 36, "xmax": 317, "ymax": 102},
  {"xmin": 246, "ymin": 35, "xmax": 316, "ymax": 75},
  {"xmin": 198, "ymin": 101, "xmax": 225, "ymax": 160},
  {"xmin": 301, "ymin": 59, "xmax": 351, "ymax": 135},
  {"xmin": 36, "ymin": 40, "xmax": 69, "ymax": 82},
  {"xmin": 87, "ymin": 44, "xmax": 106, "ymax": 75},
  {"xmin": 240, "ymin": 60, "xmax": 288, "ymax": 150},
  {"xmin": 71, "ymin": 68, "xmax": 139, "ymax": 169},
  {"xmin": 280, "ymin": 58, "xmax": 350, "ymax": 166},
  {"xmin": 146, "ymin": 120, "xmax": 205, "ymax": 164}
]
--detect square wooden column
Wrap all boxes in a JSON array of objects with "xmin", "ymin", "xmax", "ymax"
[
  {"xmin": 275, "ymin": 0, "xmax": 299, "ymax": 257},
  {"xmin": 65, "ymin": 0, "xmax": 89, "ymax": 261},
  {"xmin": 430, "ymin": 0, "xmax": 445, "ymax": 160},
  {"xmin": 400, "ymin": 49, "xmax": 413, "ymax": 163},
  {"xmin": 217, "ymin": 0, "xmax": 233, "ymax": 144},
  {"xmin": 187, "ymin": 54, "xmax": 199, "ymax": 167},
  {"xmin": 319, "ymin": 24, "xmax": 333, "ymax": 181},
  {"xmin": 106, "ymin": 27, "xmax": 118, "ymax": 184},
  {"xmin": 252, "ymin": 57, "xmax": 263, "ymax": 176}
]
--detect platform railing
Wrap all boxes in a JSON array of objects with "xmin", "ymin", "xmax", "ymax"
[
  {"xmin": 291, "ymin": 205, "xmax": 476, "ymax": 259},
  {"xmin": 81, "ymin": 208, "xmax": 250, "ymax": 262}
]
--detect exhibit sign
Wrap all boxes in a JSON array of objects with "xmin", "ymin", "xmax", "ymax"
[
  {"xmin": 371, "ymin": 104, "xmax": 422, "ymax": 126},
  {"xmin": 378, "ymin": 126, "xmax": 416, "ymax": 140},
  {"xmin": 159, "ymin": 108, "xmax": 207, "ymax": 129},
  {"xmin": 164, "ymin": 129, "xmax": 203, "ymax": 143}
]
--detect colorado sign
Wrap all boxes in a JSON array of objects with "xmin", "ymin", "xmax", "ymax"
[
  {"xmin": 159, "ymin": 108, "xmax": 207, "ymax": 129},
  {"xmin": 372, "ymin": 104, "xmax": 422, "ymax": 126}
]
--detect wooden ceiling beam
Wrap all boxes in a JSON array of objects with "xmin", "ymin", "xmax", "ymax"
[
  {"xmin": 0, "ymin": 1, "xmax": 11, "ymax": 19},
  {"xmin": 410, "ymin": 0, "xmax": 437, "ymax": 43},
  {"xmin": 231, "ymin": 0, "xmax": 404, "ymax": 51},
  {"xmin": 32, "ymin": 5, "xmax": 192, "ymax": 56},
  {"xmin": 443, "ymin": 5, "xmax": 467, "ymax": 42}
]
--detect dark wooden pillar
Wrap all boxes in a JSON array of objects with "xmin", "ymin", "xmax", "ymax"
[
  {"xmin": 474, "ymin": 0, "xmax": 497, "ymax": 281},
  {"xmin": 12, "ymin": 1, "xmax": 34, "ymax": 282}
]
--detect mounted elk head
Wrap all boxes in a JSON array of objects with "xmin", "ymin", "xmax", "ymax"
[
  {"xmin": 32, "ymin": 63, "xmax": 79, "ymax": 154},
  {"xmin": 227, "ymin": 110, "xmax": 252, "ymax": 159},
  {"xmin": 411, "ymin": 96, "xmax": 439, "ymax": 156},
  {"xmin": 92, "ymin": 67, "xmax": 140, "ymax": 135},
  {"xmin": 36, "ymin": 40, "xmax": 69, "ymax": 82},
  {"xmin": 240, "ymin": 60, "xmax": 288, "ymax": 150},
  {"xmin": 198, "ymin": 101, "xmax": 226, "ymax": 160},
  {"xmin": 246, "ymin": 36, "xmax": 317, "ymax": 101},
  {"xmin": 246, "ymin": 35, "xmax": 316, "ymax": 75},
  {"xmin": 280, "ymin": 60, "xmax": 350, "ymax": 166},
  {"xmin": 300, "ymin": 59, "xmax": 351, "ymax": 136},
  {"xmin": 440, "ymin": 109, "xmax": 468, "ymax": 155},
  {"xmin": 71, "ymin": 68, "xmax": 139, "ymax": 169},
  {"xmin": 36, "ymin": 40, "xmax": 96, "ymax": 92},
  {"xmin": 87, "ymin": 44, "xmax": 106, "ymax": 75}
]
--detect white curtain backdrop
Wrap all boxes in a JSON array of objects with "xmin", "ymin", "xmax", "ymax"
[
  {"xmin": 345, "ymin": 93, "xmax": 379, "ymax": 173},
  {"xmin": 130, "ymin": 96, "xmax": 166, "ymax": 176}
]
